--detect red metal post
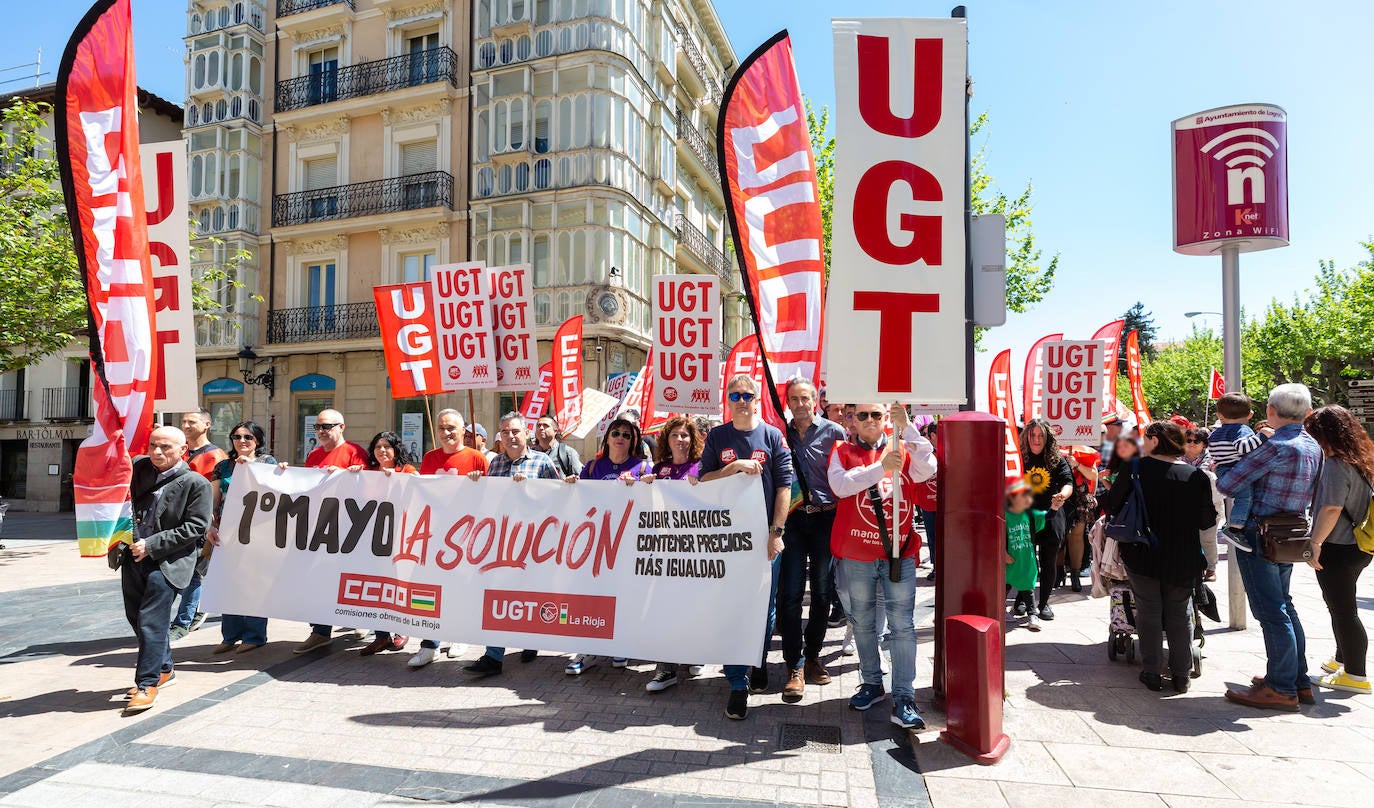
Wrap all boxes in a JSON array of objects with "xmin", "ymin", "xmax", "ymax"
[
  {"xmin": 941, "ymin": 614, "xmax": 1010, "ymax": 764},
  {"xmin": 933, "ymin": 411, "xmax": 1005, "ymax": 698}
]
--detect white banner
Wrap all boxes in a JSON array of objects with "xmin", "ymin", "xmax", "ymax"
[
  {"xmin": 201, "ymin": 465, "xmax": 771, "ymax": 664},
  {"xmin": 570, "ymin": 387, "xmax": 620, "ymax": 440},
  {"xmin": 488, "ymin": 264, "xmax": 538, "ymax": 391},
  {"xmin": 1043, "ymin": 340, "xmax": 1103, "ymax": 444},
  {"xmin": 141, "ymin": 141, "xmax": 197, "ymax": 412},
  {"xmin": 825, "ymin": 18, "xmax": 968, "ymax": 403},
  {"xmin": 432, "ymin": 263, "xmax": 496, "ymax": 389},
  {"xmin": 598, "ymin": 372, "xmax": 635, "ymax": 438},
  {"xmin": 653, "ymin": 275, "xmax": 719, "ymax": 415}
]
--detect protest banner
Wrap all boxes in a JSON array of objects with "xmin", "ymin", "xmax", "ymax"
[
  {"xmin": 653, "ymin": 275, "xmax": 719, "ymax": 416},
  {"xmin": 519, "ymin": 362, "xmax": 554, "ymax": 422},
  {"xmin": 1042, "ymin": 340, "xmax": 1102, "ymax": 444},
  {"xmin": 431, "ymin": 263, "xmax": 496, "ymax": 390},
  {"xmin": 374, "ymin": 282, "xmax": 444, "ymax": 398},
  {"xmin": 597, "ymin": 373, "xmax": 635, "ymax": 438},
  {"xmin": 141, "ymin": 141, "xmax": 197, "ymax": 412},
  {"xmin": 719, "ymin": 32, "xmax": 827, "ymax": 420},
  {"xmin": 1126, "ymin": 330, "xmax": 1152, "ymax": 428},
  {"xmin": 569, "ymin": 387, "xmax": 621, "ymax": 440},
  {"xmin": 988, "ymin": 349, "xmax": 1022, "ymax": 482},
  {"xmin": 487, "ymin": 264, "xmax": 538, "ymax": 391},
  {"xmin": 553, "ymin": 316, "xmax": 584, "ymax": 432},
  {"xmin": 201, "ymin": 464, "xmax": 772, "ymax": 665},
  {"xmin": 1092, "ymin": 318, "xmax": 1126, "ymax": 416},
  {"xmin": 1021, "ymin": 332, "xmax": 1063, "ymax": 422},
  {"xmin": 825, "ymin": 17, "xmax": 967, "ymax": 403}
]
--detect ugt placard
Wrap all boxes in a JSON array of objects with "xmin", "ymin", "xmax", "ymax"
[
  {"xmin": 653, "ymin": 275, "xmax": 719, "ymax": 415},
  {"xmin": 1042, "ymin": 340, "xmax": 1102, "ymax": 444}
]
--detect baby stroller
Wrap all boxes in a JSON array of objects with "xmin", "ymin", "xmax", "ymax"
[{"xmin": 1089, "ymin": 516, "xmax": 1137, "ymax": 663}]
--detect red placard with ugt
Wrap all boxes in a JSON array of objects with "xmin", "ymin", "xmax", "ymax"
[
  {"xmin": 1042, "ymin": 340, "xmax": 1103, "ymax": 444},
  {"xmin": 487, "ymin": 264, "xmax": 538, "ymax": 391},
  {"xmin": 431, "ymin": 263, "xmax": 496, "ymax": 390},
  {"xmin": 653, "ymin": 275, "xmax": 719, "ymax": 416},
  {"xmin": 375, "ymin": 282, "xmax": 445, "ymax": 397}
]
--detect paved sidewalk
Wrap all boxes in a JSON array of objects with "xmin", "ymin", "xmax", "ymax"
[{"xmin": 0, "ymin": 519, "xmax": 1371, "ymax": 807}]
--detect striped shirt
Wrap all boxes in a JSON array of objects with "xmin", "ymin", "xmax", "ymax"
[
  {"xmin": 1207, "ymin": 422, "xmax": 1266, "ymax": 467},
  {"xmin": 486, "ymin": 449, "xmax": 560, "ymax": 480}
]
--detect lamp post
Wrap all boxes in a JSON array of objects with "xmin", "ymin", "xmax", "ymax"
[{"xmin": 236, "ymin": 346, "xmax": 275, "ymax": 399}]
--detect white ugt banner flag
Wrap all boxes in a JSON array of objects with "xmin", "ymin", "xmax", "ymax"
[{"xmin": 201, "ymin": 465, "xmax": 772, "ymax": 665}]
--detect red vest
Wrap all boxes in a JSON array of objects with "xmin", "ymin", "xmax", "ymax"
[{"xmin": 831, "ymin": 440, "xmax": 919, "ymax": 562}]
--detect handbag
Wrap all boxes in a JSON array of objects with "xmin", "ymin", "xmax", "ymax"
[
  {"xmin": 1105, "ymin": 458, "xmax": 1156, "ymax": 548},
  {"xmin": 1259, "ymin": 512, "xmax": 1313, "ymax": 563}
]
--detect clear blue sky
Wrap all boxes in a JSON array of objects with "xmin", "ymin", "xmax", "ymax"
[{"xmin": 6, "ymin": 1, "xmax": 1371, "ymax": 405}]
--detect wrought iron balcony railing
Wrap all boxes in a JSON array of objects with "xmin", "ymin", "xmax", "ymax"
[
  {"xmin": 267, "ymin": 302, "xmax": 378, "ymax": 344},
  {"xmin": 675, "ymin": 213, "xmax": 731, "ymax": 281},
  {"xmin": 277, "ymin": 0, "xmax": 352, "ymax": 18},
  {"xmin": 676, "ymin": 23, "xmax": 722, "ymax": 104},
  {"xmin": 0, "ymin": 388, "xmax": 26, "ymax": 421},
  {"xmin": 675, "ymin": 109, "xmax": 717, "ymax": 175},
  {"xmin": 272, "ymin": 171, "xmax": 453, "ymax": 227},
  {"xmin": 276, "ymin": 46, "xmax": 459, "ymax": 112},
  {"xmin": 42, "ymin": 387, "xmax": 91, "ymax": 421}
]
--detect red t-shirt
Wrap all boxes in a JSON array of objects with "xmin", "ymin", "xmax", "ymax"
[
  {"xmin": 419, "ymin": 446, "xmax": 489, "ymax": 476},
  {"xmin": 306, "ymin": 441, "xmax": 369, "ymax": 469}
]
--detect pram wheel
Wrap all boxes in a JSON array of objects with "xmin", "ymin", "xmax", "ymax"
[
  {"xmin": 1108, "ymin": 630, "xmax": 1118, "ymax": 661},
  {"xmin": 1109, "ymin": 630, "xmax": 1134, "ymax": 663},
  {"xmin": 1191, "ymin": 647, "xmax": 1202, "ymax": 679},
  {"xmin": 1126, "ymin": 638, "xmax": 1136, "ymax": 664}
]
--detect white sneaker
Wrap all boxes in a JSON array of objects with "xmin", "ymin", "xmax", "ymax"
[
  {"xmin": 565, "ymin": 655, "xmax": 596, "ymax": 675},
  {"xmin": 1027, "ymin": 613, "xmax": 1042, "ymax": 632},
  {"xmin": 688, "ymin": 665, "xmax": 704, "ymax": 676},
  {"xmin": 645, "ymin": 670, "xmax": 679, "ymax": 692},
  {"xmin": 407, "ymin": 646, "xmax": 438, "ymax": 668},
  {"xmin": 443, "ymin": 644, "xmax": 467, "ymax": 659},
  {"xmin": 841, "ymin": 625, "xmax": 855, "ymax": 656}
]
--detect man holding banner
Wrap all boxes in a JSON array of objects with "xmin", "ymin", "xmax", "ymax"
[
  {"xmin": 697, "ymin": 374, "xmax": 793, "ymax": 720},
  {"xmin": 827, "ymin": 404, "xmax": 936, "ymax": 730},
  {"xmin": 533, "ymin": 414, "xmax": 582, "ymax": 478}
]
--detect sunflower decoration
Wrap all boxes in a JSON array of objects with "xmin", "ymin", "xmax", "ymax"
[{"xmin": 1025, "ymin": 466, "xmax": 1051, "ymax": 495}]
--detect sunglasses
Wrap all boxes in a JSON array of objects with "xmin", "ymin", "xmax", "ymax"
[
  {"xmin": 608, "ymin": 430, "xmax": 633, "ymax": 439},
  {"xmin": 728, "ymin": 391, "xmax": 756, "ymax": 403},
  {"xmin": 231, "ymin": 433, "xmax": 256, "ymax": 441},
  {"xmin": 1185, "ymin": 438, "xmax": 1203, "ymax": 444},
  {"xmin": 855, "ymin": 410, "xmax": 884, "ymax": 422},
  {"xmin": 314, "ymin": 423, "xmax": 340, "ymax": 431}
]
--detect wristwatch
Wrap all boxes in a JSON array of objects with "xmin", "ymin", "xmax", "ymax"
[{"xmin": 769, "ymin": 525, "xmax": 785, "ymax": 537}]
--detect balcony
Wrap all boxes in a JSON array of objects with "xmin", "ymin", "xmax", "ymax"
[
  {"xmin": 196, "ymin": 312, "xmax": 258, "ymax": 351},
  {"xmin": 675, "ymin": 213, "xmax": 732, "ymax": 281},
  {"xmin": 675, "ymin": 108, "xmax": 718, "ymax": 177},
  {"xmin": 275, "ymin": 47, "xmax": 459, "ymax": 112},
  {"xmin": 42, "ymin": 388, "xmax": 91, "ymax": 421},
  {"xmin": 0, "ymin": 389, "xmax": 26, "ymax": 421},
  {"xmin": 676, "ymin": 23, "xmax": 722, "ymax": 104},
  {"xmin": 277, "ymin": 0, "xmax": 352, "ymax": 17},
  {"xmin": 273, "ymin": 171, "xmax": 453, "ymax": 228},
  {"xmin": 267, "ymin": 302, "xmax": 378, "ymax": 344}
]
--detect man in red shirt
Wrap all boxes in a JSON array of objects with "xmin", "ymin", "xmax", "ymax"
[
  {"xmin": 409, "ymin": 408, "xmax": 489, "ymax": 668},
  {"xmin": 292, "ymin": 408, "xmax": 369, "ymax": 654},
  {"xmin": 170, "ymin": 408, "xmax": 229, "ymax": 639}
]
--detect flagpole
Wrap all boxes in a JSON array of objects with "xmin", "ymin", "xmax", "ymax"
[
  {"xmin": 1203, "ymin": 367, "xmax": 1210, "ymax": 427},
  {"xmin": 423, "ymin": 395, "xmax": 437, "ymax": 450}
]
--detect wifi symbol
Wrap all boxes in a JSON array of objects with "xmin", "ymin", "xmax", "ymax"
[{"xmin": 1200, "ymin": 127, "xmax": 1279, "ymax": 205}]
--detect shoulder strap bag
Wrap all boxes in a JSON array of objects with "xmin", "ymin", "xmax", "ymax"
[
  {"xmin": 1104, "ymin": 458, "xmax": 1156, "ymax": 549},
  {"xmin": 1258, "ymin": 459, "xmax": 1320, "ymax": 564}
]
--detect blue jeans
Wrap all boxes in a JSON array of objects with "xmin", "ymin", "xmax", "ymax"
[
  {"xmin": 838, "ymin": 556, "xmax": 918, "ymax": 699},
  {"xmin": 724, "ymin": 555, "xmax": 782, "ymax": 690},
  {"xmin": 1235, "ymin": 525, "xmax": 1307, "ymax": 695},
  {"xmin": 221, "ymin": 615, "xmax": 268, "ymax": 646},
  {"xmin": 778, "ymin": 510, "xmax": 834, "ymax": 667},
  {"xmin": 484, "ymin": 646, "xmax": 505, "ymax": 660},
  {"xmin": 1215, "ymin": 464, "xmax": 1253, "ymax": 528},
  {"xmin": 310, "ymin": 623, "xmax": 332, "ymax": 637},
  {"xmin": 172, "ymin": 569, "xmax": 202, "ymax": 628},
  {"xmin": 921, "ymin": 509, "xmax": 938, "ymax": 565},
  {"xmin": 121, "ymin": 557, "xmax": 177, "ymax": 688}
]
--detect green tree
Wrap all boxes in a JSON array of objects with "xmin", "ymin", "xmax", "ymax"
[
  {"xmin": 806, "ymin": 100, "xmax": 834, "ymax": 274},
  {"xmin": 1120, "ymin": 301, "xmax": 1158, "ymax": 368},
  {"xmin": 0, "ymin": 99, "xmax": 251, "ymax": 373}
]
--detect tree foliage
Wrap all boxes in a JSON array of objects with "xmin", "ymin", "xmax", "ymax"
[
  {"xmin": 1120, "ymin": 301, "xmax": 1158, "ymax": 369},
  {"xmin": 0, "ymin": 99, "xmax": 251, "ymax": 374},
  {"xmin": 806, "ymin": 100, "xmax": 834, "ymax": 274}
]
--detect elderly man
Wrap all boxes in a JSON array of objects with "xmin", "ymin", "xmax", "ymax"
[
  {"xmin": 533, "ymin": 414, "xmax": 582, "ymax": 478},
  {"xmin": 170, "ymin": 408, "xmax": 228, "ymax": 639},
  {"xmin": 292, "ymin": 408, "xmax": 370, "ymax": 654},
  {"xmin": 407, "ymin": 408, "xmax": 490, "ymax": 668},
  {"xmin": 697, "ymin": 374, "xmax": 793, "ymax": 720},
  {"xmin": 114, "ymin": 426, "xmax": 212, "ymax": 713},
  {"xmin": 828, "ymin": 403, "xmax": 936, "ymax": 729},
  {"xmin": 778, "ymin": 378, "xmax": 847, "ymax": 702},
  {"xmin": 1218, "ymin": 383, "xmax": 1322, "ymax": 711},
  {"xmin": 461, "ymin": 412, "xmax": 561, "ymax": 677}
]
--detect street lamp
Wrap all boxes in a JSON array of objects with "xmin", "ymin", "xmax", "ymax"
[
  {"xmin": 236, "ymin": 346, "xmax": 275, "ymax": 399},
  {"xmin": 1184, "ymin": 310, "xmax": 1222, "ymax": 318}
]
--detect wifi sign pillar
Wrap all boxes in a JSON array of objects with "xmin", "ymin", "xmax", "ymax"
[{"xmin": 1172, "ymin": 103, "xmax": 1289, "ymax": 630}]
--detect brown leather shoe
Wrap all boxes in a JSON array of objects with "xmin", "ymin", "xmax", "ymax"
[
  {"xmin": 1251, "ymin": 675, "xmax": 1314, "ymax": 705},
  {"xmin": 211, "ymin": 642, "xmax": 238, "ymax": 655},
  {"xmin": 804, "ymin": 658, "xmax": 831, "ymax": 685},
  {"xmin": 1227, "ymin": 682, "xmax": 1299, "ymax": 712},
  {"xmin": 359, "ymin": 636, "xmax": 391, "ymax": 656},
  {"xmin": 124, "ymin": 686, "xmax": 158, "ymax": 713},
  {"xmin": 125, "ymin": 670, "xmax": 175, "ymax": 699},
  {"xmin": 782, "ymin": 667, "xmax": 806, "ymax": 703}
]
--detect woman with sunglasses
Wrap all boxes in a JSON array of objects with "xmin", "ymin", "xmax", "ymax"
[
  {"xmin": 349, "ymin": 431, "xmax": 419, "ymax": 656},
  {"xmin": 207, "ymin": 422, "xmax": 276, "ymax": 654},
  {"xmin": 642, "ymin": 416, "xmax": 707, "ymax": 692},
  {"xmin": 1184, "ymin": 427, "xmax": 1213, "ymax": 470}
]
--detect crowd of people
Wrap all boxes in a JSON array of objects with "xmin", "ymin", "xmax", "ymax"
[{"xmin": 111, "ymin": 379, "xmax": 1370, "ymax": 727}]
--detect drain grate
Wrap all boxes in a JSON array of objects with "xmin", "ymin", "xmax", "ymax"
[{"xmin": 779, "ymin": 722, "xmax": 843, "ymax": 754}]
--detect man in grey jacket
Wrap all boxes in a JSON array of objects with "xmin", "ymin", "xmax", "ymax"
[{"xmin": 114, "ymin": 426, "xmax": 212, "ymax": 713}]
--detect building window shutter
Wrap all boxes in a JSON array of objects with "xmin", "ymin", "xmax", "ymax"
[
  {"xmin": 400, "ymin": 141, "xmax": 438, "ymax": 176},
  {"xmin": 304, "ymin": 156, "xmax": 338, "ymax": 190}
]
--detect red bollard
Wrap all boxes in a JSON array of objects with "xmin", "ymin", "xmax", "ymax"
[
  {"xmin": 941, "ymin": 614, "xmax": 1010, "ymax": 764},
  {"xmin": 933, "ymin": 412, "xmax": 1006, "ymax": 699}
]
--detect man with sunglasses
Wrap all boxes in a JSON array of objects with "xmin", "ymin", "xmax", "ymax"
[
  {"xmin": 828, "ymin": 403, "xmax": 936, "ymax": 730},
  {"xmin": 697, "ymin": 374, "xmax": 794, "ymax": 720},
  {"xmin": 292, "ymin": 408, "xmax": 369, "ymax": 654},
  {"xmin": 778, "ymin": 378, "xmax": 847, "ymax": 703}
]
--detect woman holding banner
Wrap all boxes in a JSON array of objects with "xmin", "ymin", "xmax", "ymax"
[
  {"xmin": 1019, "ymin": 419, "xmax": 1075, "ymax": 620},
  {"xmin": 351, "ymin": 432, "xmax": 418, "ymax": 656},
  {"xmin": 208, "ymin": 422, "xmax": 276, "ymax": 655},
  {"xmin": 643, "ymin": 416, "xmax": 707, "ymax": 692}
]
